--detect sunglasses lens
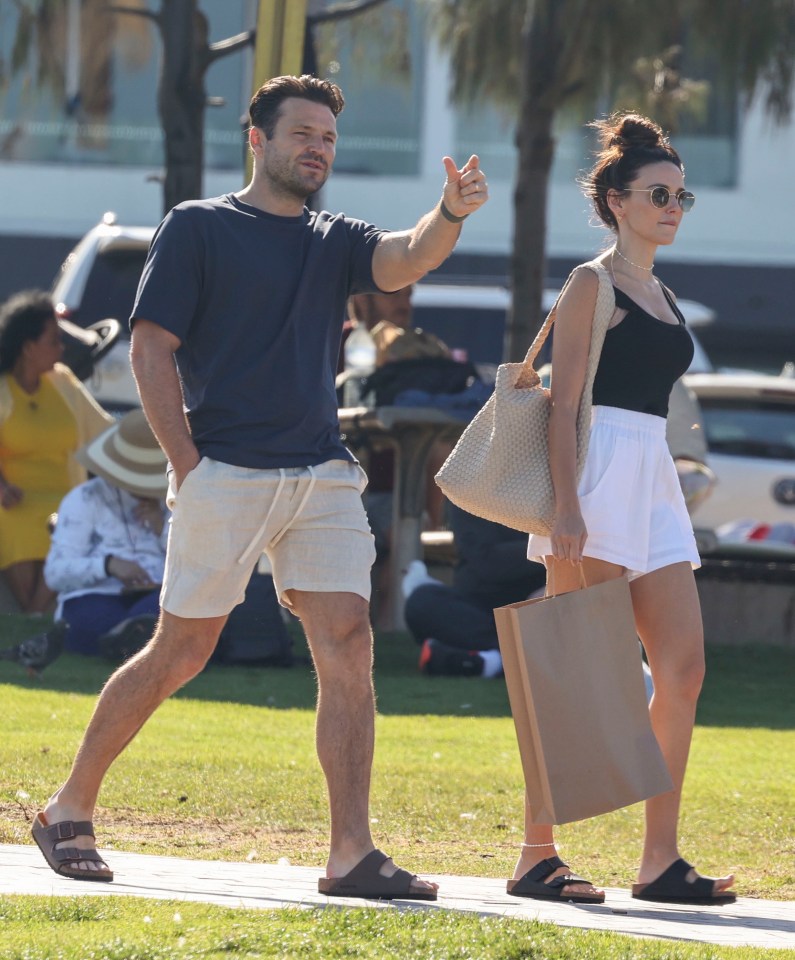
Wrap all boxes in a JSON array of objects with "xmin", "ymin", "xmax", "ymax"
[
  {"xmin": 679, "ymin": 191, "xmax": 695, "ymax": 212},
  {"xmin": 650, "ymin": 187, "xmax": 669, "ymax": 208}
]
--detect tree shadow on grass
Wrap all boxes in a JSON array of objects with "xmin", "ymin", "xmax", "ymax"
[
  {"xmin": 0, "ymin": 619, "xmax": 512, "ymax": 718},
  {"xmin": 2, "ymin": 614, "xmax": 792, "ymax": 725},
  {"xmin": 695, "ymin": 644, "xmax": 795, "ymax": 730}
]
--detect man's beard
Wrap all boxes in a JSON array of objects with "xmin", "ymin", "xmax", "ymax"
[{"xmin": 265, "ymin": 153, "xmax": 328, "ymax": 201}]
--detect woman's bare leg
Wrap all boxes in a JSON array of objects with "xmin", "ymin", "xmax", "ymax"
[
  {"xmin": 3, "ymin": 560, "xmax": 55, "ymax": 614},
  {"xmin": 4, "ymin": 561, "xmax": 35, "ymax": 612},
  {"xmin": 29, "ymin": 561, "xmax": 56, "ymax": 614},
  {"xmin": 511, "ymin": 556, "xmax": 621, "ymax": 896},
  {"xmin": 630, "ymin": 562, "xmax": 733, "ymax": 894}
]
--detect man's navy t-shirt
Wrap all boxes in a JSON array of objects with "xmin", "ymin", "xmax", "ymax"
[{"xmin": 130, "ymin": 193, "xmax": 386, "ymax": 468}]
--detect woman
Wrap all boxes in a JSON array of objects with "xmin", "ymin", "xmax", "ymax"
[
  {"xmin": 507, "ymin": 114, "xmax": 735, "ymax": 905},
  {"xmin": 0, "ymin": 290, "xmax": 113, "ymax": 613}
]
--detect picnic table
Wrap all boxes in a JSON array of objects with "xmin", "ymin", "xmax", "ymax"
[{"xmin": 338, "ymin": 405, "xmax": 466, "ymax": 629}]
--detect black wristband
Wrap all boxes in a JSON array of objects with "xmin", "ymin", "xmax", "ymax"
[
  {"xmin": 104, "ymin": 555, "xmax": 113, "ymax": 576},
  {"xmin": 439, "ymin": 199, "xmax": 468, "ymax": 224}
]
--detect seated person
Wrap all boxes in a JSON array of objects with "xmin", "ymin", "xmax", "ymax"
[
  {"xmin": 44, "ymin": 410, "xmax": 168, "ymax": 658},
  {"xmin": 402, "ymin": 503, "xmax": 547, "ymax": 678},
  {"xmin": 342, "ymin": 287, "xmax": 460, "ymax": 627},
  {"xmin": 0, "ymin": 290, "xmax": 114, "ymax": 614}
]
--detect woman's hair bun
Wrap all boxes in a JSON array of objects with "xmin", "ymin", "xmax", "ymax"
[
  {"xmin": 580, "ymin": 111, "xmax": 682, "ymax": 231},
  {"xmin": 600, "ymin": 113, "xmax": 666, "ymax": 152}
]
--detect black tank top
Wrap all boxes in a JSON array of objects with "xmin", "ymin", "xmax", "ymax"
[{"xmin": 591, "ymin": 284, "xmax": 695, "ymax": 418}]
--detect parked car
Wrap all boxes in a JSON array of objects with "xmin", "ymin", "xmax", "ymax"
[
  {"xmin": 52, "ymin": 214, "xmax": 154, "ymax": 410},
  {"xmin": 413, "ymin": 281, "xmax": 715, "ymax": 373},
  {"xmin": 52, "ymin": 213, "xmax": 716, "ymax": 409},
  {"xmin": 685, "ymin": 372, "xmax": 795, "ymax": 534}
]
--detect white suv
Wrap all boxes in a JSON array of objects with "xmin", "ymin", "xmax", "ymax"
[
  {"xmin": 685, "ymin": 372, "xmax": 795, "ymax": 536},
  {"xmin": 52, "ymin": 213, "xmax": 154, "ymax": 411}
]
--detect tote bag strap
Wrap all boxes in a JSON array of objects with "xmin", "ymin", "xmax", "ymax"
[
  {"xmin": 515, "ymin": 260, "xmax": 614, "ymax": 389},
  {"xmin": 579, "ymin": 260, "xmax": 616, "ymax": 394},
  {"xmin": 514, "ymin": 275, "xmax": 575, "ymax": 388}
]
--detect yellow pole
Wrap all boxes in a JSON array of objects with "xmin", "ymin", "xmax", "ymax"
[
  {"xmin": 246, "ymin": 0, "xmax": 309, "ymax": 180},
  {"xmin": 253, "ymin": 0, "xmax": 308, "ymax": 83}
]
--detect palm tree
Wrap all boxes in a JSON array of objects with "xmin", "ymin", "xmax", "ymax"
[{"xmin": 423, "ymin": 0, "xmax": 795, "ymax": 361}]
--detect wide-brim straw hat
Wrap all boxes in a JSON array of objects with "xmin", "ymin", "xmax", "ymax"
[{"xmin": 75, "ymin": 409, "xmax": 168, "ymax": 499}]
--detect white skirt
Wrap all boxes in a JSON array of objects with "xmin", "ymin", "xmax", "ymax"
[{"xmin": 528, "ymin": 406, "xmax": 700, "ymax": 579}]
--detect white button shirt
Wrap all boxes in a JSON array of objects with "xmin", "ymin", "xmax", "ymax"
[{"xmin": 44, "ymin": 476, "xmax": 168, "ymax": 618}]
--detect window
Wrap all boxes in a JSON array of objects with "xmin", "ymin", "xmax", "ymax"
[
  {"xmin": 76, "ymin": 248, "xmax": 149, "ymax": 336},
  {"xmin": 312, "ymin": 0, "xmax": 423, "ymax": 176},
  {"xmin": 700, "ymin": 399, "xmax": 795, "ymax": 460},
  {"xmin": 0, "ymin": 0, "xmax": 250, "ymax": 170},
  {"xmin": 453, "ymin": 100, "xmax": 594, "ymax": 184}
]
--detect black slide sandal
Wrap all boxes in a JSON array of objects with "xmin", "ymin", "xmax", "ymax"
[
  {"xmin": 507, "ymin": 855, "xmax": 604, "ymax": 903},
  {"xmin": 632, "ymin": 858, "xmax": 736, "ymax": 905}
]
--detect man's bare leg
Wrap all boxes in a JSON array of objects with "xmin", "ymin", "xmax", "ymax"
[
  {"xmin": 39, "ymin": 611, "xmax": 227, "ymax": 873},
  {"xmin": 288, "ymin": 588, "xmax": 437, "ymax": 896}
]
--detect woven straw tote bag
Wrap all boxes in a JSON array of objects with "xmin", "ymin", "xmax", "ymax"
[{"xmin": 435, "ymin": 260, "xmax": 616, "ymax": 535}]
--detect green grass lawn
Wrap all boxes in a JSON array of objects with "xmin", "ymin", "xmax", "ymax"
[
  {"xmin": 0, "ymin": 896, "xmax": 787, "ymax": 960},
  {"xmin": 1, "ymin": 613, "xmax": 793, "ymax": 959}
]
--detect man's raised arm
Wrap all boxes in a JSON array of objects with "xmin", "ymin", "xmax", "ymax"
[{"xmin": 372, "ymin": 154, "xmax": 489, "ymax": 292}]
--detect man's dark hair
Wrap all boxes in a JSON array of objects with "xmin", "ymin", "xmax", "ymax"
[
  {"xmin": 249, "ymin": 74, "xmax": 345, "ymax": 139},
  {"xmin": 0, "ymin": 289, "xmax": 55, "ymax": 373}
]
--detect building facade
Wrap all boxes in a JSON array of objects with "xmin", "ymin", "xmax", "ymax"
[{"xmin": 1, "ymin": 0, "xmax": 792, "ymax": 368}]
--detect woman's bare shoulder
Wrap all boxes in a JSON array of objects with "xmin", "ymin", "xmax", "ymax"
[{"xmin": 557, "ymin": 264, "xmax": 600, "ymax": 317}]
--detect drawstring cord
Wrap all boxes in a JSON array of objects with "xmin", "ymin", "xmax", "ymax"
[
  {"xmin": 236, "ymin": 469, "xmax": 286, "ymax": 565},
  {"xmin": 235, "ymin": 465, "xmax": 317, "ymax": 564},
  {"xmin": 270, "ymin": 465, "xmax": 316, "ymax": 547}
]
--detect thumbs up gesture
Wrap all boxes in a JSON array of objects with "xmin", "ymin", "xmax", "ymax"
[{"xmin": 441, "ymin": 154, "xmax": 489, "ymax": 220}]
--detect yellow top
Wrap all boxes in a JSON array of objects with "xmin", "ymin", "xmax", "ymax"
[
  {"xmin": 0, "ymin": 365, "xmax": 114, "ymax": 568},
  {"xmin": 0, "ymin": 377, "xmax": 77, "ymax": 566}
]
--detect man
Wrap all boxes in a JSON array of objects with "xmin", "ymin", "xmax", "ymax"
[
  {"xmin": 31, "ymin": 74, "xmax": 488, "ymax": 900},
  {"xmin": 349, "ymin": 284, "xmax": 415, "ymax": 334}
]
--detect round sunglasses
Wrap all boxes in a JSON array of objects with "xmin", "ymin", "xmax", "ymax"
[{"xmin": 623, "ymin": 186, "xmax": 695, "ymax": 212}]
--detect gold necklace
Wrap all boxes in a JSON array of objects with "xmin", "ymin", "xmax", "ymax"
[{"xmin": 613, "ymin": 246, "xmax": 654, "ymax": 273}]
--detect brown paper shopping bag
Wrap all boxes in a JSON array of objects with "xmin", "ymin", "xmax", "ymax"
[{"xmin": 494, "ymin": 577, "xmax": 672, "ymax": 825}]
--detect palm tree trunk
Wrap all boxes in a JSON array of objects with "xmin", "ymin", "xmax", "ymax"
[
  {"xmin": 505, "ymin": 0, "xmax": 593, "ymax": 362},
  {"xmin": 506, "ymin": 100, "xmax": 555, "ymax": 362},
  {"xmin": 157, "ymin": 0, "xmax": 207, "ymax": 213}
]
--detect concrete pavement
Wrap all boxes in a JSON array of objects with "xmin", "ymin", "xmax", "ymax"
[{"xmin": 1, "ymin": 844, "xmax": 793, "ymax": 949}]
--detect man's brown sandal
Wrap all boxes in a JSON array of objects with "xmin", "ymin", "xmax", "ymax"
[
  {"xmin": 318, "ymin": 849, "xmax": 437, "ymax": 900},
  {"xmin": 31, "ymin": 812, "xmax": 113, "ymax": 882}
]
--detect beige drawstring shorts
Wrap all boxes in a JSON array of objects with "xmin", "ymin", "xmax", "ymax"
[{"xmin": 161, "ymin": 457, "xmax": 376, "ymax": 619}]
